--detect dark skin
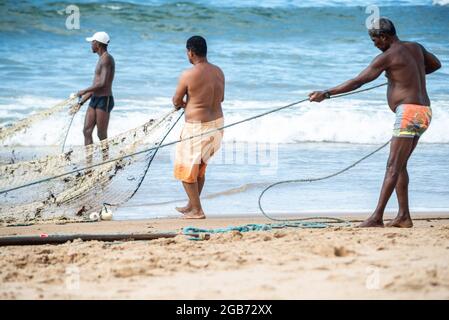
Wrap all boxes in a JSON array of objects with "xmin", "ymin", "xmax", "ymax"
[
  {"xmin": 309, "ymin": 33, "xmax": 441, "ymax": 228},
  {"xmin": 172, "ymin": 49, "xmax": 225, "ymax": 219},
  {"xmin": 76, "ymin": 40, "xmax": 115, "ymax": 146}
]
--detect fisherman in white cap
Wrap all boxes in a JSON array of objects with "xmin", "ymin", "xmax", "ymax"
[{"xmin": 76, "ymin": 31, "xmax": 115, "ymax": 148}]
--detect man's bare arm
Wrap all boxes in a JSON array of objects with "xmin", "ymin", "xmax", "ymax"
[
  {"xmin": 221, "ymin": 70, "xmax": 225, "ymax": 102},
  {"xmin": 172, "ymin": 71, "xmax": 188, "ymax": 110},
  {"xmin": 70, "ymin": 92, "xmax": 93, "ymax": 114},
  {"xmin": 420, "ymin": 44, "xmax": 441, "ymax": 75},
  {"xmin": 77, "ymin": 57, "xmax": 113, "ymax": 96},
  {"xmin": 80, "ymin": 92, "xmax": 93, "ymax": 104},
  {"xmin": 309, "ymin": 54, "xmax": 387, "ymax": 102}
]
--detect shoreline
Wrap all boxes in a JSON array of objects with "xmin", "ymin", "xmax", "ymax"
[
  {"xmin": 1, "ymin": 214, "xmax": 448, "ymax": 299},
  {"xmin": 1, "ymin": 214, "xmax": 449, "ymax": 236}
]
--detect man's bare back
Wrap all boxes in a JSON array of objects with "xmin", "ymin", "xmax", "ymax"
[
  {"xmin": 184, "ymin": 62, "xmax": 224, "ymax": 122},
  {"xmin": 173, "ymin": 62, "xmax": 224, "ymax": 123},
  {"xmin": 382, "ymin": 41, "xmax": 430, "ymax": 111}
]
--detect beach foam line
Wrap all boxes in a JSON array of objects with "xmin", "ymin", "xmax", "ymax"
[{"xmin": 3, "ymin": 96, "xmax": 449, "ymax": 146}]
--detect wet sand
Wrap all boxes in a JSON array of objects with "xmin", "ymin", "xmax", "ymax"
[{"xmin": 0, "ymin": 215, "xmax": 448, "ymax": 299}]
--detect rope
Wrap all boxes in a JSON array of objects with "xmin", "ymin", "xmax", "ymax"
[
  {"xmin": 61, "ymin": 96, "xmax": 82, "ymax": 153},
  {"xmin": 183, "ymin": 222, "xmax": 332, "ymax": 235},
  {"xmin": 182, "ymin": 220, "xmax": 342, "ymax": 240},
  {"xmin": 61, "ymin": 113, "xmax": 76, "ymax": 153},
  {"xmin": 0, "ymin": 82, "xmax": 387, "ymax": 195},
  {"xmin": 257, "ymin": 83, "xmax": 390, "ymax": 223},
  {"xmin": 257, "ymin": 141, "xmax": 390, "ymax": 222}
]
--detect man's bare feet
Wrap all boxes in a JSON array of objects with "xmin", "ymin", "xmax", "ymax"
[
  {"xmin": 357, "ymin": 216, "xmax": 384, "ymax": 228},
  {"xmin": 175, "ymin": 204, "xmax": 191, "ymax": 214},
  {"xmin": 181, "ymin": 208, "xmax": 206, "ymax": 219},
  {"xmin": 386, "ymin": 215, "xmax": 413, "ymax": 228}
]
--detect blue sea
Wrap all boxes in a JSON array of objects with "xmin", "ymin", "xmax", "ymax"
[{"xmin": 0, "ymin": 0, "xmax": 448, "ymax": 219}]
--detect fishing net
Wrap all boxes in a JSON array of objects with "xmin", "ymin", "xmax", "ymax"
[
  {"xmin": 0, "ymin": 109, "xmax": 181, "ymax": 224},
  {"xmin": 0, "ymin": 96, "xmax": 80, "ymax": 164}
]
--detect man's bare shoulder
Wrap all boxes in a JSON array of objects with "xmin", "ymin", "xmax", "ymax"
[
  {"xmin": 371, "ymin": 50, "xmax": 390, "ymax": 66},
  {"xmin": 186, "ymin": 64, "xmax": 213, "ymax": 77},
  {"xmin": 401, "ymin": 40, "xmax": 421, "ymax": 48},
  {"xmin": 101, "ymin": 53, "xmax": 115, "ymax": 66},
  {"xmin": 209, "ymin": 63, "xmax": 224, "ymax": 76},
  {"xmin": 180, "ymin": 67, "xmax": 195, "ymax": 80},
  {"xmin": 183, "ymin": 63, "xmax": 224, "ymax": 80},
  {"xmin": 395, "ymin": 41, "xmax": 427, "ymax": 61}
]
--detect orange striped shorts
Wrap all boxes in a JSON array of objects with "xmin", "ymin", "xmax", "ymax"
[{"xmin": 393, "ymin": 104, "xmax": 432, "ymax": 138}]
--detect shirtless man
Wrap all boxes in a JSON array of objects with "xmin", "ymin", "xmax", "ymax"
[
  {"xmin": 172, "ymin": 35, "xmax": 225, "ymax": 219},
  {"xmin": 76, "ymin": 31, "xmax": 115, "ymax": 146},
  {"xmin": 309, "ymin": 18, "xmax": 441, "ymax": 228}
]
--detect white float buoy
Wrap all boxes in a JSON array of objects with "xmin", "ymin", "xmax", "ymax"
[
  {"xmin": 100, "ymin": 206, "xmax": 113, "ymax": 221},
  {"xmin": 89, "ymin": 212, "xmax": 100, "ymax": 221}
]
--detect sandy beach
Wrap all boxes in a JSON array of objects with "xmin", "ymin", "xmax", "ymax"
[
  {"xmin": 1, "ymin": 0, "xmax": 449, "ymax": 305},
  {"xmin": 0, "ymin": 214, "xmax": 448, "ymax": 300}
]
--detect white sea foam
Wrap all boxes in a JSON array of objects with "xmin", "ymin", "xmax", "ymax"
[
  {"xmin": 2, "ymin": 96, "xmax": 448, "ymax": 146},
  {"xmin": 101, "ymin": 4, "xmax": 123, "ymax": 10},
  {"xmin": 222, "ymin": 100, "xmax": 449, "ymax": 144},
  {"xmin": 433, "ymin": 0, "xmax": 449, "ymax": 6}
]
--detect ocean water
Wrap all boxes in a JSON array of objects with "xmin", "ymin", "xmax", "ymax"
[{"xmin": 0, "ymin": 0, "xmax": 448, "ymax": 219}]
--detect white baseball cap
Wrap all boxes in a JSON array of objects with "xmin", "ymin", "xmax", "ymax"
[{"xmin": 86, "ymin": 31, "xmax": 110, "ymax": 45}]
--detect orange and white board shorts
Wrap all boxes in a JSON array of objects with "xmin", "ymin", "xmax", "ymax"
[
  {"xmin": 393, "ymin": 104, "xmax": 432, "ymax": 138},
  {"xmin": 174, "ymin": 117, "xmax": 224, "ymax": 183}
]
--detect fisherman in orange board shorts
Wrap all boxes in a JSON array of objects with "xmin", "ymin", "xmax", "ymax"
[
  {"xmin": 172, "ymin": 36, "xmax": 225, "ymax": 219},
  {"xmin": 309, "ymin": 18, "xmax": 441, "ymax": 228}
]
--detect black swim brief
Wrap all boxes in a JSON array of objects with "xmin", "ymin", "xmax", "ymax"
[{"xmin": 89, "ymin": 95, "xmax": 114, "ymax": 113}]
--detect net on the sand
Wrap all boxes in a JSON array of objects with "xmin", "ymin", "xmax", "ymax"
[
  {"xmin": 0, "ymin": 109, "xmax": 180, "ymax": 224},
  {"xmin": 0, "ymin": 96, "xmax": 80, "ymax": 164}
]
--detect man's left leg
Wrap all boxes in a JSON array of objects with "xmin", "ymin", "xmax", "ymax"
[
  {"xmin": 358, "ymin": 137, "xmax": 416, "ymax": 227},
  {"xmin": 176, "ymin": 175, "xmax": 205, "ymax": 213},
  {"xmin": 182, "ymin": 180, "xmax": 205, "ymax": 219},
  {"xmin": 386, "ymin": 136, "xmax": 420, "ymax": 228},
  {"xmin": 83, "ymin": 107, "xmax": 96, "ymax": 146},
  {"xmin": 96, "ymin": 108, "xmax": 110, "ymax": 160}
]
